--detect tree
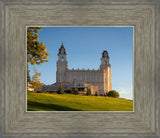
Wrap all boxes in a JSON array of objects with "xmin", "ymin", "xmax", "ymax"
[
  {"xmin": 31, "ymin": 67, "xmax": 44, "ymax": 102},
  {"xmin": 27, "ymin": 27, "xmax": 49, "ymax": 84},
  {"xmin": 32, "ymin": 67, "xmax": 43, "ymax": 92},
  {"xmin": 57, "ymin": 83, "xmax": 64, "ymax": 94},
  {"xmin": 107, "ymin": 90, "xmax": 120, "ymax": 98},
  {"xmin": 70, "ymin": 89, "xmax": 74, "ymax": 94},
  {"xmin": 27, "ymin": 27, "xmax": 49, "ymax": 65},
  {"xmin": 86, "ymin": 88, "xmax": 91, "ymax": 96},
  {"xmin": 95, "ymin": 91, "xmax": 98, "ymax": 96},
  {"xmin": 74, "ymin": 88, "xmax": 79, "ymax": 95},
  {"xmin": 27, "ymin": 66, "xmax": 31, "ymax": 83}
]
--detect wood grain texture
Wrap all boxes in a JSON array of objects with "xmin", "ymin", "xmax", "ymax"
[{"xmin": 1, "ymin": 1, "xmax": 159, "ymax": 137}]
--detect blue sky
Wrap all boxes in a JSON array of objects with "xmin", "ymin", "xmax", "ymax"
[{"xmin": 28, "ymin": 27, "xmax": 133, "ymax": 100}]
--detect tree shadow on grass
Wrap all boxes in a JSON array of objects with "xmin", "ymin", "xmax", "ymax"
[{"xmin": 27, "ymin": 101, "xmax": 83, "ymax": 111}]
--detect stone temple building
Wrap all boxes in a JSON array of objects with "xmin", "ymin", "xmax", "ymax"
[{"xmin": 41, "ymin": 43, "xmax": 112, "ymax": 95}]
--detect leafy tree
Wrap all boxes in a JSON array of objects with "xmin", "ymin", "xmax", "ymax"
[
  {"xmin": 57, "ymin": 83, "xmax": 64, "ymax": 94},
  {"xmin": 74, "ymin": 88, "xmax": 79, "ymax": 95},
  {"xmin": 31, "ymin": 67, "xmax": 43, "ymax": 92},
  {"xmin": 31, "ymin": 67, "xmax": 44, "ymax": 102},
  {"xmin": 107, "ymin": 90, "xmax": 120, "ymax": 98},
  {"xmin": 95, "ymin": 91, "xmax": 98, "ymax": 96},
  {"xmin": 86, "ymin": 88, "xmax": 91, "ymax": 96},
  {"xmin": 27, "ymin": 27, "xmax": 49, "ymax": 65},
  {"xmin": 27, "ymin": 27, "xmax": 49, "ymax": 83}
]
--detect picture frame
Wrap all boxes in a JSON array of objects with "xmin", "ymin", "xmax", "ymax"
[{"xmin": 1, "ymin": 1, "xmax": 159, "ymax": 137}]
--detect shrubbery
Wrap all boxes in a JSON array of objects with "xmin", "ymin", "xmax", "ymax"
[{"xmin": 107, "ymin": 90, "xmax": 119, "ymax": 98}]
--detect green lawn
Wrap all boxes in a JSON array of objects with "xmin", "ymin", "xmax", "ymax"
[{"xmin": 27, "ymin": 92, "xmax": 133, "ymax": 111}]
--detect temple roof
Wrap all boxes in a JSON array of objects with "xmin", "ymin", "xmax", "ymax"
[
  {"xmin": 58, "ymin": 43, "xmax": 67, "ymax": 54},
  {"xmin": 102, "ymin": 50, "xmax": 109, "ymax": 58}
]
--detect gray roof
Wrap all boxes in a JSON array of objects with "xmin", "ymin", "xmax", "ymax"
[
  {"xmin": 102, "ymin": 50, "xmax": 109, "ymax": 58},
  {"xmin": 58, "ymin": 43, "xmax": 67, "ymax": 54}
]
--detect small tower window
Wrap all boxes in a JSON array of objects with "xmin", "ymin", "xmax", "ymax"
[
  {"xmin": 61, "ymin": 49, "xmax": 64, "ymax": 53},
  {"xmin": 61, "ymin": 57, "xmax": 64, "ymax": 62},
  {"xmin": 59, "ymin": 69, "xmax": 61, "ymax": 73}
]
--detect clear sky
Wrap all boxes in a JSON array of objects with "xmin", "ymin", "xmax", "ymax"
[{"xmin": 28, "ymin": 27, "xmax": 133, "ymax": 100}]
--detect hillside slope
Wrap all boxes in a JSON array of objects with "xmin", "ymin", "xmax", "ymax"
[{"xmin": 27, "ymin": 93, "xmax": 133, "ymax": 111}]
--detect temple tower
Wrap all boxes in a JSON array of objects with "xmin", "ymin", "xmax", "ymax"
[
  {"xmin": 56, "ymin": 43, "xmax": 68, "ymax": 82},
  {"xmin": 100, "ymin": 50, "xmax": 112, "ymax": 93}
]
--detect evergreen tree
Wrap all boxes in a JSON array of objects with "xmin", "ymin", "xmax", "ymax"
[
  {"xmin": 95, "ymin": 91, "xmax": 98, "ymax": 96},
  {"xmin": 86, "ymin": 88, "xmax": 91, "ymax": 95},
  {"xmin": 57, "ymin": 84, "xmax": 64, "ymax": 94},
  {"xmin": 74, "ymin": 88, "xmax": 79, "ymax": 95},
  {"xmin": 70, "ymin": 89, "xmax": 74, "ymax": 94}
]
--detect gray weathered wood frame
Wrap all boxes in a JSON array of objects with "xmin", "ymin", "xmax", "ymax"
[{"xmin": 1, "ymin": 1, "xmax": 159, "ymax": 137}]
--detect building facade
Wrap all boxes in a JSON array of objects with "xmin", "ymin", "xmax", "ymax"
[{"xmin": 42, "ymin": 43, "xmax": 112, "ymax": 95}]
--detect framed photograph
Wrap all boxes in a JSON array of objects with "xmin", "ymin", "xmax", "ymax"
[
  {"xmin": 27, "ymin": 27, "xmax": 133, "ymax": 112},
  {"xmin": 1, "ymin": 1, "xmax": 159, "ymax": 137}
]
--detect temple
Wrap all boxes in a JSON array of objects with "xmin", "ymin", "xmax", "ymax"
[{"xmin": 41, "ymin": 43, "xmax": 112, "ymax": 95}]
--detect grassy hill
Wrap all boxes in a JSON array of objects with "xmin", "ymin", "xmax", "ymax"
[{"xmin": 27, "ymin": 92, "xmax": 133, "ymax": 111}]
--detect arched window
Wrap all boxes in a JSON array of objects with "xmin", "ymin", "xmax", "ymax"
[
  {"xmin": 89, "ymin": 75, "xmax": 92, "ymax": 82},
  {"xmin": 99, "ymin": 85, "xmax": 102, "ymax": 89},
  {"xmin": 74, "ymin": 75, "xmax": 77, "ymax": 80},
  {"xmin": 85, "ymin": 75, "xmax": 87, "ymax": 81},
  {"xmin": 69, "ymin": 75, "xmax": 71, "ymax": 81},
  {"xmin": 61, "ymin": 57, "xmax": 64, "ymax": 62},
  {"xmin": 100, "ymin": 76, "xmax": 102, "ymax": 82},
  {"xmin": 79, "ymin": 75, "xmax": 82, "ymax": 81},
  {"xmin": 95, "ymin": 76, "xmax": 97, "ymax": 82}
]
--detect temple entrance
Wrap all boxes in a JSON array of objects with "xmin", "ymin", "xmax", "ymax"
[
  {"xmin": 71, "ymin": 87, "xmax": 87, "ymax": 95},
  {"xmin": 78, "ymin": 88, "xmax": 85, "ymax": 91}
]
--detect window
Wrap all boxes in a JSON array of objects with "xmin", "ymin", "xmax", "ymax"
[
  {"xmin": 89, "ymin": 75, "xmax": 92, "ymax": 82},
  {"xmin": 79, "ymin": 75, "xmax": 82, "ymax": 81},
  {"xmin": 99, "ymin": 85, "xmax": 102, "ymax": 89},
  {"xmin": 100, "ymin": 76, "xmax": 102, "ymax": 82},
  {"xmin": 95, "ymin": 76, "xmax": 97, "ymax": 82},
  {"xmin": 69, "ymin": 75, "xmax": 71, "ymax": 81},
  {"xmin": 74, "ymin": 75, "xmax": 77, "ymax": 80},
  {"xmin": 61, "ymin": 57, "xmax": 64, "ymax": 62},
  {"xmin": 85, "ymin": 75, "xmax": 87, "ymax": 81}
]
